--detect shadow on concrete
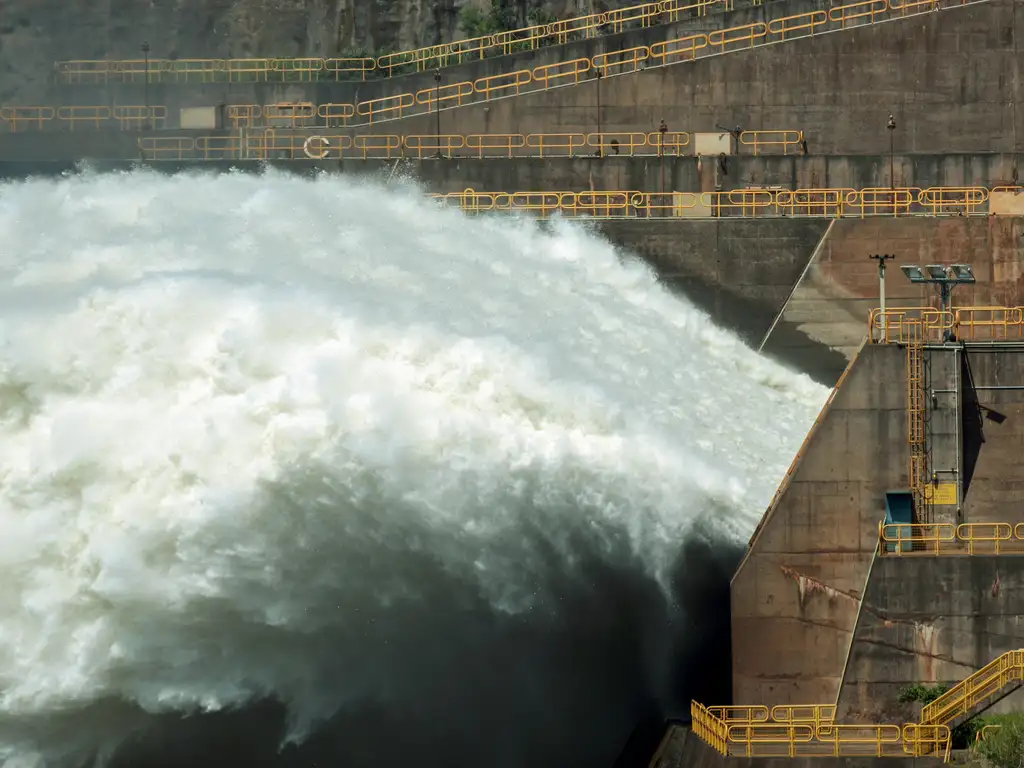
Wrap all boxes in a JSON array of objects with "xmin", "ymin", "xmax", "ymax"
[
  {"xmin": 659, "ymin": 270, "xmax": 849, "ymax": 387},
  {"xmin": 961, "ymin": 351, "xmax": 985, "ymax": 500}
]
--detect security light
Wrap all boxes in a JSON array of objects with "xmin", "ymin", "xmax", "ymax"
[
  {"xmin": 950, "ymin": 264, "xmax": 976, "ymax": 282},
  {"xmin": 900, "ymin": 262, "xmax": 977, "ymax": 342},
  {"xmin": 901, "ymin": 265, "xmax": 926, "ymax": 282}
]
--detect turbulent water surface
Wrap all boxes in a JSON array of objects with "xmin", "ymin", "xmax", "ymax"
[{"xmin": 0, "ymin": 169, "xmax": 827, "ymax": 768}]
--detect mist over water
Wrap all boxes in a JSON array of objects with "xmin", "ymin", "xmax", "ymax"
[{"xmin": 0, "ymin": 169, "xmax": 827, "ymax": 768}]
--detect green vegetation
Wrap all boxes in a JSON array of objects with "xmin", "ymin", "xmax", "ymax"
[
  {"xmin": 459, "ymin": 2, "xmax": 517, "ymax": 38},
  {"xmin": 897, "ymin": 683, "xmax": 951, "ymax": 705},
  {"xmin": 898, "ymin": 683, "xmax": 1024, "ymax": 762},
  {"xmin": 460, "ymin": 2, "xmax": 558, "ymax": 41},
  {"xmin": 970, "ymin": 713, "xmax": 1024, "ymax": 768}
]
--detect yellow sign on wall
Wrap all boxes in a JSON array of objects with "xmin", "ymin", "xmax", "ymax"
[{"xmin": 926, "ymin": 482, "xmax": 958, "ymax": 506}]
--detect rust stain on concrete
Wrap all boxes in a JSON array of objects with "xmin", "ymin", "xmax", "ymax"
[
  {"xmin": 779, "ymin": 565, "xmax": 860, "ymax": 610},
  {"xmin": 916, "ymin": 623, "xmax": 939, "ymax": 681}
]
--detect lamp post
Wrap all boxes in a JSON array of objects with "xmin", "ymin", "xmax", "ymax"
[
  {"xmin": 886, "ymin": 114, "xmax": 896, "ymax": 190},
  {"xmin": 870, "ymin": 253, "xmax": 894, "ymax": 337},
  {"xmin": 595, "ymin": 69, "xmax": 602, "ymax": 158},
  {"xmin": 141, "ymin": 40, "xmax": 151, "ymax": 131},
  {"xmin": 659, "ymin": 119, "xmax": 668, "ymax": 203},
  {"xmin": 900, "ymin": 264, "xmax": 976, "ymax": 342},
  {"xmin": 434, "ymin": 69, "xmax": 442, "ymax": 159}
]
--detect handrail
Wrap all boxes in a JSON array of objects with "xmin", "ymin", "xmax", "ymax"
[
  {"xmin": 132, "ymin": 130, "xmax": 713, "ymax": 159},
  {"xmin": 870, "ymin": 304, "xmax": 1024, "ymax": 344},
  {"xmin": 878, "ymin": 520, "xmax": 1024, "ymax": 555},
  {"xmin": 431, "ymin": 186, "xmax": 994, "ymax": 219},
  {"xmin": 693, "ymin": 652, "xmax": 1024, "ymax": 761},
  {"xmin": 56, "ymin": 0, "xmax": 722, "ymax": 83},
  {"xmin": 52, "ymin": 0, "xmax": 981, "ymax": 135},
  {"xmin": 690, "ymin": 701, "xmax": 950, "ymax": 759},
  {"xmin": 921, "ymin": 650, "xmax": 1024, "ymax": 727},
  {"xmin": 345, "ymin": 0, "xmax": 980, "ymax": 126}
]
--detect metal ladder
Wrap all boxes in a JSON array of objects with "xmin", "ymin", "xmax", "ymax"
[{"xmin": 906, "ymin": 320, "xmax": 930, "ymax": 526}]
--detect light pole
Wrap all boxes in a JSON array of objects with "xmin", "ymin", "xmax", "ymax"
[
  {"xmin": 887, "ymin": 114, "xmax": 896, "ymax": 190},
  {"xmin": 143, "ymin": 39, "xmax": 152, "ymax": 132},
  {"xmin": 900, "ymin": 264, "xmax": 976, "ymax": 342},
  {"xmin": 659, "ymin": 119, "xmax": 667, "ymax": 206},
  {"xmin": 141, "ymin": 41, "xmax": 150, "ymax": 132},
  {"xmin": 434, "ymin": 69, "xmax": 442, "ymax": 159},
  {"xmin": 595, "ymin": 69, "xmax": 602, "ymax": 158},
  {"xmin": 870, "ymin": 253, "xmax": 894, "ymax": 337}
]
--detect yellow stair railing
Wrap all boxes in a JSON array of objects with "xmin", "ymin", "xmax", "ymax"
[
  {"xmin": 690, "ymin": 702, "xmax": 950, "ymax": 759},
  {"xmin": 906, "ymin": 318, "xmax": 931, "ymax": 524},
  {"xmin": 921, "ymin": 650, "xmax": 1024, "ymax": 728},
  {"xmin": 690, "ymin": 651, "xmax": 1024, "ymax": 761}
]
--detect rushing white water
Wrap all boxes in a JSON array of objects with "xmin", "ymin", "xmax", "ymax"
[{"xmin": 0, "ymin": 168, "xmax": 827, "ymax": 767}]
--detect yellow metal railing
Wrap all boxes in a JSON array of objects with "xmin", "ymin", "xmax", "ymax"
[
  {"xmin": 52, "ymin": 0, "xmax": 977, "ymax": 130},
  {"xmin": 130, "ymin": 130, "xmax": 714, "ymax": 160},
  {"xmin": 978, "ymin": 724, "xmax": 1003, "ymax": 742},
  {"xmin": 690, "ymin": 702, "xmax": 950, "ymax": 759},
  {"xmin": 870, "ymin": 305, "xmax": 1024, "ymax": 344},
  {"xmin": 430, "ymin": 187, "xmax": 998, "ymax": 219},
  {"xmin": 879, "ymin": 522, "xmax": 1024, "ymax": 556},
  {"xmin": 740, "ymin": 129, "xmax": 804, "ymax": 155},
  {"xmin": 113, "ymin": 105, "xmax": 167, "ymax": 129},
  {"xmin": 56, "ymin": 0, "xmax": 721, "ymax": 84},
  {"xmin": 695, "ymin": 653, "xmax": 1024, "ymax": 760},
  {"xmin": 1, "ymin": 104, "xmax": 167, "ymax": 132},
  {"xmin": 921, "ymin": 650, "xmax": 1024, "ymax": 727},
  {"xmin": 349, "ymin": 0, "xmax": 972, "ymax": 125}
]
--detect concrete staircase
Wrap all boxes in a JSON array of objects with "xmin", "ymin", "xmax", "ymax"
[{"xmin": 920, "ymin": 650, "xmax": 1024, "ymax": 731}]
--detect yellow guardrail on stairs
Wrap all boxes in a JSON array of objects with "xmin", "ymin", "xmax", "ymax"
[{"xmin": 691, "ymin": 650, "xmax": 1024, "ymax": 760}]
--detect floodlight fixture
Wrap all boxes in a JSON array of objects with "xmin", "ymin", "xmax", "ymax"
[
  {"xmin": 901, "ymin": 265, "xmax": 926, "ymax": 282},
  {"xmin": 950, "ymin": 264, "xmax": 976, "ymax": 282},
  {"xmin": 899, "ymin": 262, "xmax": 977, "ymax": 342}
]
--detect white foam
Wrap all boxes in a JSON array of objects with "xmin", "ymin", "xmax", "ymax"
[{"xmin": 0, "ymin": 168, "xmax": 827, "ymax": 765}]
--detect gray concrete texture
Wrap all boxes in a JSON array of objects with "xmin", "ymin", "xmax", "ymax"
[
  {"xmin": 955, "ymin": 349, "xmax": 1024, "ymax": 525},
  {"xmin": 0, "ymin": 133, "xmax": 1021, "ymax": 191},
  {"xmin": 297, "ymin": 0, "xmax": 1021, "ymax": 155},
  {"xmin": 35, "ymin": 0, "xmax": 786, "ymax": 110},
  {"xmin": 7, "ymin": 0, "xmax": 1016, "ymax": 158},
  {"xmin": 358, "ymin": 152, "xmax": 1020, "ymax": 196},
  {"xmin": 732, "ymin": 342, "xmax": 909, "ymax": 707},
  {"xmin": 774, "ymin": 216, "xmax": 1024, "ymax": 376},
  {"xmin": 836, "ymin": 555, "xmax": 1024, "ymax": 725},
  {"xmin": 0, "ymin": 0, "xmax": 661, "ymax": 103},
  {"xmin": 733, "ymin": 341, "xmax": 1024, "ymax": 719}
]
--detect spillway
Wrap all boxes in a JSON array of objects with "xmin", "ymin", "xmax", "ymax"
[{"xmin": 0, "ymin": 168, "xmax": 827, "ymax": 768}]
